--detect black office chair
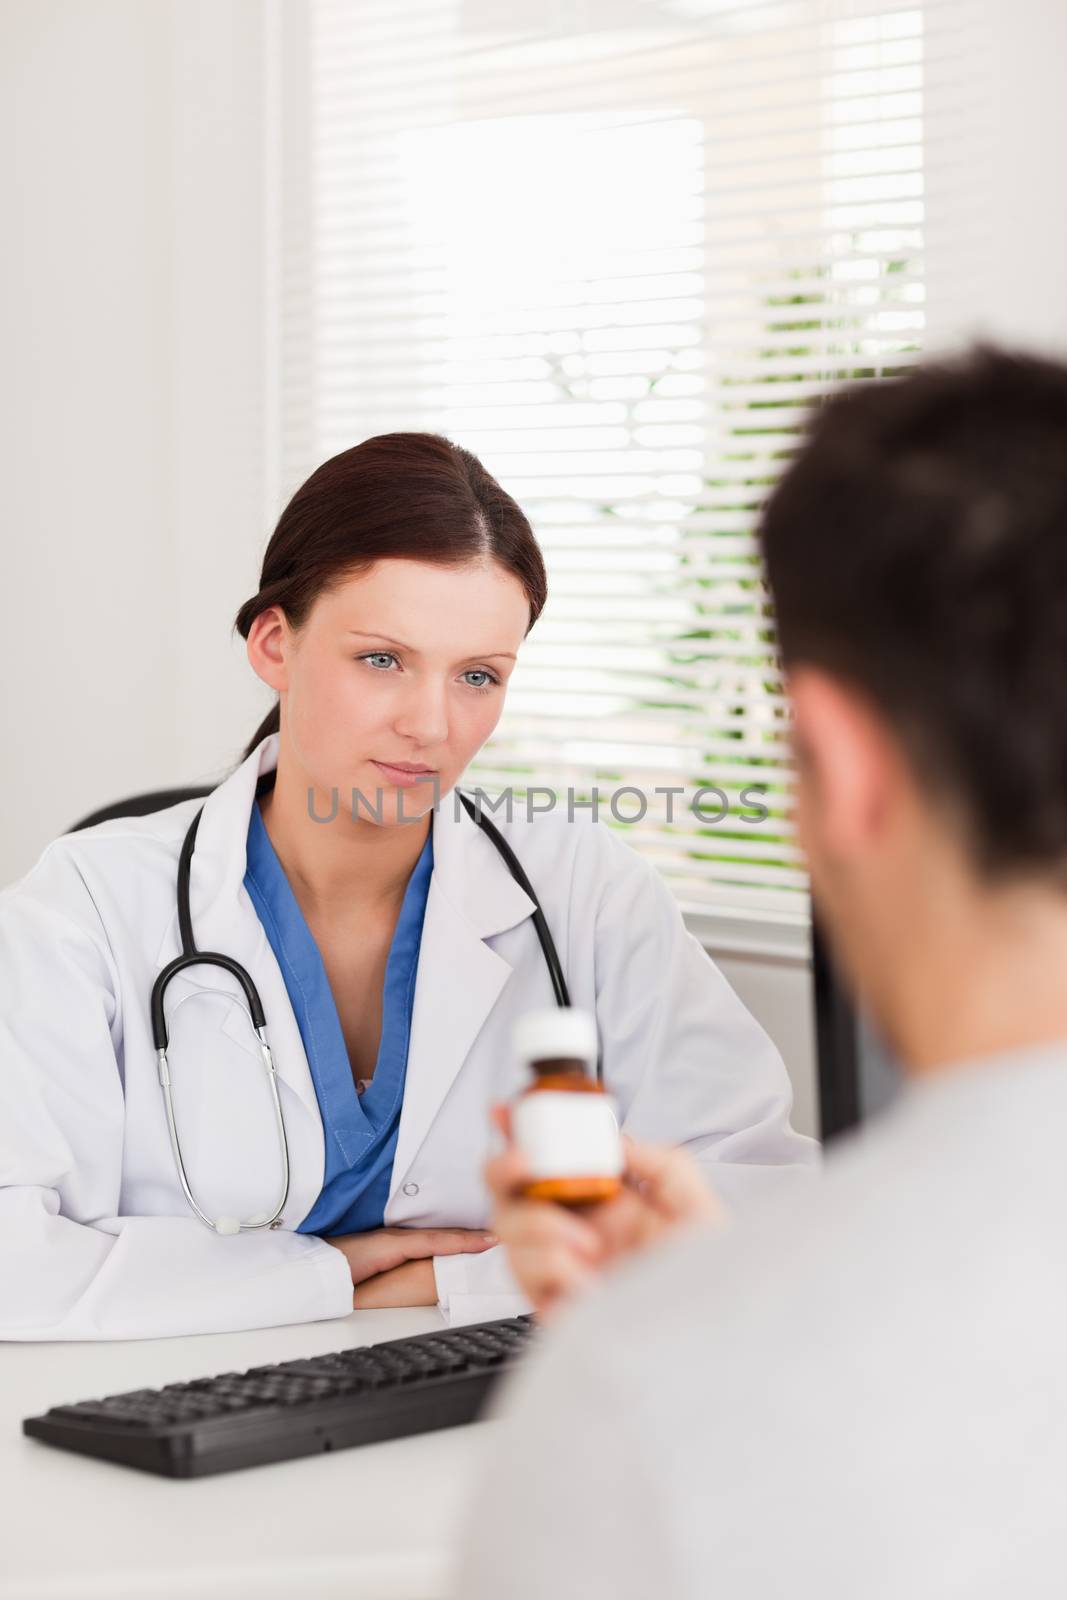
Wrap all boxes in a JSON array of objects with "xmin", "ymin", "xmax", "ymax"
[
  {"xmin": 812, "ymin": 914, "xmax": 861, "ymax": 1140},
  {"xmin": 69, "ymin": 786, "xmax": 215, "ymax": 834}
]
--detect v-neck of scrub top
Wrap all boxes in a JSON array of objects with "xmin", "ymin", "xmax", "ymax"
[{"xmin": 242, "ymin": 798, "xmax": 434, "ymax": 1237}]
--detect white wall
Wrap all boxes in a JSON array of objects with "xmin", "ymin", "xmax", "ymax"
[
  {"xmin": 0, "ymin": 0, "xmax": 274, "ymax": 890},
  {"xmin": 924, "ymin": 0, "xmax": 1067, "ymax": 359}
]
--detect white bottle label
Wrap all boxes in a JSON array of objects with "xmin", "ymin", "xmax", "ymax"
[{"xmin": 512, "ymin": 1091, "xmax": 624, "ymax": 1181}]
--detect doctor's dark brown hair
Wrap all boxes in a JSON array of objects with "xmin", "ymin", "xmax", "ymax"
[
  {"xmin": 233, "ymin": 432, "xmax": 547, "ymax": 763},
  {"xmin": 758, "ymin": 343, "xmax": 1067, "ymax": 881}
]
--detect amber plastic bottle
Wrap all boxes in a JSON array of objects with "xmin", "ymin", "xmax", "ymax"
[{"xmin": 511, "ymin": 1008, "xmax": 623, "ymax": 1206}]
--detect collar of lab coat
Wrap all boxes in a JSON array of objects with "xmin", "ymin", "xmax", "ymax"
[{"xmin": 155, "ymin": 731, "xmax": 537, "ymax": 1190}]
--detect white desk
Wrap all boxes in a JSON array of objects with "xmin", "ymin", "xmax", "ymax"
[{"xmin": 2, "ymin": 1309, "xmax": 496, "ymax": 1600}]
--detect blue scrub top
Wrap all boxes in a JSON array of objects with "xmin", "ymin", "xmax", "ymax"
[{"xmin": 243, "ymin": 799, "xmax": 434, "ymax": 1236}]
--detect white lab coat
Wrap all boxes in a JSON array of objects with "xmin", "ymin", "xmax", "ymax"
[{"xmin": 0, "ymin": 733, "xmax": 816, "ymax": 1340}]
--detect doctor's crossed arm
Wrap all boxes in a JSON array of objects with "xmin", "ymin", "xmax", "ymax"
[{"xmin": 324, "ymin": 1225, "xmax": 497, "ymax": 1309}]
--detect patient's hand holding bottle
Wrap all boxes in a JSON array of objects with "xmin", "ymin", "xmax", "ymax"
[{"xmin": 487, "ymin": 1016, "xmax": 720, "ymax": 1317}]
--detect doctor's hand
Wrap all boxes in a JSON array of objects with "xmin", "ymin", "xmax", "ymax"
[
  {"xmin": 484, "ymin": 1106, "xmax": 722, "ymax": 1322},
  {"xmin": 324, "ymin": 1227, "xmax": 497, "ymax": 1310}
]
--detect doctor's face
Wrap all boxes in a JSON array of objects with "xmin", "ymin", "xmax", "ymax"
[{"xmin": 255, "ymin": 558, "xmax": 530, "ymax": 826}]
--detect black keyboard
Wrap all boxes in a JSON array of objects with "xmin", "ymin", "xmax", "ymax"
[{"xmin": 23, "ymin": 1314, "xmax": 536, "ymax": 1479}]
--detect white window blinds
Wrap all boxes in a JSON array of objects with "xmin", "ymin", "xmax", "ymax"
[{"xmin": 275, "ymin": 0, "xmax": 970, "ymax": 928}]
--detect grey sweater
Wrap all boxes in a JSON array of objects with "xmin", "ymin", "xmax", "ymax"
[{"xmin": 456, "ymin": 1038, "xmax": 1067, "ymax": 1598}]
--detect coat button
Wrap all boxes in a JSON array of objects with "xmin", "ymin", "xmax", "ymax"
[{"xmin": 402, "ymin": 1181, "xmax": 419, "ymax": 1197}]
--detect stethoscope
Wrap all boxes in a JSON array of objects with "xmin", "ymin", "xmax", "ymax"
[{"xmin": 150, "ymin": 768, "xmax": 573, "ymax": 1236}]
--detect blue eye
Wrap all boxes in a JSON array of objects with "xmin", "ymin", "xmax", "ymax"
[
  {"xmin": 463, "ymin": 669, "xmax": 499, "ymax": 691},
  {"xmin": 357, "ymin": 653, "xmax": 499, "ymax": 690}
]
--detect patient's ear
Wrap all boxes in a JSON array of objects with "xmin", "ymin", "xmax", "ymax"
[{"xmin": 787, "ymin": 666, "xmax": 902, "ymax": 866}]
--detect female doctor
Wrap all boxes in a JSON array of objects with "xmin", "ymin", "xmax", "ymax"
[{"xmin": 0, "ymin": 431, "xmax": 816, "ymax": 1341}]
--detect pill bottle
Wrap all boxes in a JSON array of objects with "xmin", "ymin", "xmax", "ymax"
[{"xmin": 511, "ymin": 1007, "xmax": 623, "ymax": 1206}]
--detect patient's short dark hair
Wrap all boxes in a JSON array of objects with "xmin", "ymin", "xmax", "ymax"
[{"xmin": 758, "ymin": 344, "xmax": 1067, "ymax": 880}]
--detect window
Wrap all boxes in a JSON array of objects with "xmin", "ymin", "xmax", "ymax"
[{"xmin": 275, "ymin": 0, "xmax": 959, "ymax": 936}]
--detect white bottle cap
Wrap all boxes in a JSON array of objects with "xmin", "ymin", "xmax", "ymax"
[{"xmin": 512, "ymin": 1006, "xmax": 598, "ymax": 1070}]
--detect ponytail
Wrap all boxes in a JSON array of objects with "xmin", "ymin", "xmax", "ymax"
[{"xmin": 240, "ymin": 701, "xmax": 280, "ymax": 765}]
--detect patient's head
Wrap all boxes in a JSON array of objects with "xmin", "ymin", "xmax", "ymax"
[{"xmin": 759, "ymin": 346, "xmax": 1067, "ymax": 1047}]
